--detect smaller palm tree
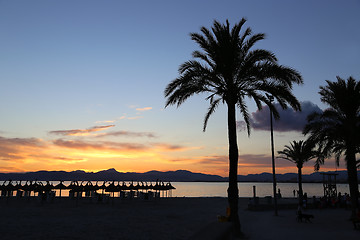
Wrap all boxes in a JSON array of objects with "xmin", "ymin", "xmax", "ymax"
[
  {"xmin": 277, "ymin": 140, "xmax": 318, "ymax": 206},
  {"xmin": 304, "ymin": 76, "xmax": 360, "ymax": 214}
]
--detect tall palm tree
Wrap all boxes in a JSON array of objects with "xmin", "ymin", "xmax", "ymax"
[
  {"xmin": 303, "ymin": 76, "xmax": 360, "ymax": 216},
  {"xmin": 277, "ymin": 140, "xmax": 318, "ymax": 206},
  {"xmin": 164, "ymin": 19, "xmax": 303, "ymax": 235}
]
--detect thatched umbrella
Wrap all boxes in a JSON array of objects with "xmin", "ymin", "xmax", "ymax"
[
  {"xmin": 105, "ymin": 181, "xmax": 118, "ymax": 202},
  {"xmin": 105, "ymin": 181, "xmax": 117, "ymax": 193},
  {"xmin": 119, "ymin": 181, "xmax": 128, "ymax": 190},
  {"xmin": 99, "ymin": 181, "xmax": 107, "ymax": 194},
  {"xmin": 68, "ymin": 181, "xmax": 82, "ymax": 198},
  {"xmin": 147, "ymin": 181, "xmax": 154, "ymax": 190},
  {"xmin": 165, "ymin": 182, "xmax": 176, "ymax": 190},
  {"xmin": 14, "ymin": 180, "xmax": 22, "ymax": 190},
  {"xmin": 139, "ymin": 181, "xmax": 152, "ymax": 199},
  {"xmin": 117, "ymin": 181, "xmax": 128, "ymax": 199},
  {"xmin": 29, "ymin": 181, "xmax": 40, "ymax": 196},
  {"xmin": 14, "ymin": 181, "xmax": 24, "ymax": 197},
  {"xmin": 53, "ymin": 181, "xmax": 67, "ymax": 198},
  {"xmin": 128, "ymin": 181, "xmax": 136, "ymax": 198},
  {"xmin": 83, "ymin": 181, "xmax": 98, "ymax": 197},
  {"xmin": 43, "ymin": 181, "xmax": 54, "ymax": 192},
  {"xmin": 7, "ymin": 180, "xmax": 17, "ymax": 197},
  {"xmin": 0, "ymin": 180, "xmax": 15, "ymax": 197},
  {"xmin": 0, "ymin": 180, "xmax": 7, "ymax": 196},
  {"xmin": 113, "ymin": 181, "xmax": 122, "ymax": 196},
  {"xmin": 165, "ymin": 182, "xmax": 176, "ymax": 197},
  {"xmin": 43, "ymin": 181, "xmax": 55, "ymax": 201},
  {"xmin": 34, "ymin": 181, "xmax": 47, "ymax": 200},
  {"xmin": 152, "ymin": 181, "xmax": 174, "ymax": 198},
  {"xmin": 153, "ymin": 180, "xmax": 162, "ymax": 198},
  {"xmin": 21, "ymin": 181, "xmax": 32, "ymax": 197},
  {"xmin": 68, "ymin": 181, "xmax": 85, "ymax": 206},
  {"xmin": 133, "ymin": 181, "xmax": 141, "ymax": 192}
]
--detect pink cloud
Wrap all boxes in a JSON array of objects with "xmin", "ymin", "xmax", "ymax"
[
  {"xmin": 49, "ymin": 125, "xmax": 115, "ymax": 136},
  {"xmin": 136, "ymin": 107, "xmax": 152, "ymax": 111},
  {"xmin": 97, "ymin": 131, "xmax": 157, "ymax": 138}
]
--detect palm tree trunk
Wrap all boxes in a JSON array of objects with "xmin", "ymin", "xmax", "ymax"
[
  {"xmin": 346, "ymin": 145, "xmax": 359, "ymax": 216},
  {"xmin": 227, "ymin": 102, "xmax": 241, "ymax": 235},
  {"xmin": 298, "ymin": 167, "xmax": 303, "ymax": 207}
]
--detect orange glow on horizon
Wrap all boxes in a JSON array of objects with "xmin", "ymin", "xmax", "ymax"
[{"xmin": 0, "ymin": 135, "xmax": 347, "ymax": 177}]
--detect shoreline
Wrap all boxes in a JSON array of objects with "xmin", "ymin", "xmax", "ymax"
[{"xmin": 1, "ymin": 197, "xmax": 359, "ymax": 239}]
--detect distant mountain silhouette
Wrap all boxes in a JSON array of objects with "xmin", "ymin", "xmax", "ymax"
[
  {"xmin": 0, "ymin": 168, "xmax": 357, "ymax": 182},
  {"xmin": 237, "ymin": 171, "xmax": 355, "ymax": 183},
  {"xmin": 0, "ymin": 169, "xmax": 225, "ymax": 182}
]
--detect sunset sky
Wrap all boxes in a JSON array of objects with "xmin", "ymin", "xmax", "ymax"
[{"xmin": 0, "ymin": 0, "xmax": 359, "ymax": 176}]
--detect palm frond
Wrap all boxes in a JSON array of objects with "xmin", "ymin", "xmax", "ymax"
[
  {"xmin": 203, "ymin": 98, "xmax": 221, "ymax": 132},
  {"xmin": 237, "ymin": 96, "xmax": 251, "ymax": 136},
  {"xmin": 243, "ymin": 33, "xmax": 266, "ymax": 54}
]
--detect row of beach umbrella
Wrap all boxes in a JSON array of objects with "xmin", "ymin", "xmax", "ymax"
[{"xmin": 0, "ymin": 180, "xmax": 175, "ymax": 197}]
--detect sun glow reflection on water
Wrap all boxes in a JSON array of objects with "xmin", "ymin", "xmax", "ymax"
[{"xmin": 172, "ymin": 182, "xmax": 355, "ymax": 198}]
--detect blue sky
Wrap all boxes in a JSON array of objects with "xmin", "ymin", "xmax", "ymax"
[{"xmin": 0, "ymin": 0, "xmax": 359, "ymax": 176}]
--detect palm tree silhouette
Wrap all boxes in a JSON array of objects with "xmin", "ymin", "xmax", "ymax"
[
  {"xmin": 304, "ymin": 76, "xmax": 360, "ymax": 216},
  {"xmin": 277, "ymin": 140, "xmax": 318, "ymax": 207},
  {"xmin": 164, "ymin": 18, "xmax": 303, "ymax": 235}
]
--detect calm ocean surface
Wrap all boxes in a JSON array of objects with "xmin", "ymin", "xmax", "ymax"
[
  {"xmin": 171, "ymin": 182, "xmax": 355, "ymax": 198},
  {"xmin": 1, "ymin": 181, "xmax": 356, "ymax": 198}
]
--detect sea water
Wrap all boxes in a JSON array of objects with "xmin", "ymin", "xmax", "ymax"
[
  {"xmin": 0, "ymin": 181, "xmax": 355, "ymax": 198},
  {"xmin": 171, "ymin": 182, "xmax": 355, "ymax": 198}
]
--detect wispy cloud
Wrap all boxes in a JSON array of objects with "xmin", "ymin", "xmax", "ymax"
[
  {"xmin": 52, "ymin": 139, "xmax": 190, "ymax": 153},
  {"xmin": 151, "ymin": 143, "xmax": 190, "ymax": 152},
  {"xmin": 114, "ymin": 106, "xmax": 152, "ymax": 121},
  {"xmin": 117, "ymin": 114, "xmax": 143, "ymax": 120},
  {"xmin": 52, "ymin": 139, "xmax": 148, "ymax": 151},
  {"xmin": 0, "ymin": 166, "xmax": 25, "ymax": 173},
  {"xmin": 50, "ymin": 156, "xmax": 86, "ymax": 163},
  {"xmin": 0, "ymin": 136, "xmax": 88, "ymax": 164},
  {"xmin": 136, "ymin": 107, "xmax": 152, "ymax": 111},
  {"xmin": 49, "ymin": 125, "xmax": 115, "ymax": 136},
  {"xmin": 197, "ymin": 155, "xmax": 228, "ymax": 165},
  {"xmin": 128, "ymin": 116, "xmax": 143, "ymax": 120},
  {"xmin": 95, "ymin": 120, "xmax": 116, "ymax": 124},
  {"xmin": 0, "ymin": 136, "xmax": 45, "ymax": 161},
  {"xmin": 97, "ymin": 130, "xmax": 157, "ymax": 138},
  {"xmin": 168, "ymin": 155, "xmax": 228, "ymax": 166}
]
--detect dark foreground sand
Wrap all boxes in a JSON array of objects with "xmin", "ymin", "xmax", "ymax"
[{"xmin": 0, "ymin": 197, "xmax": 359, "ymax": 240}]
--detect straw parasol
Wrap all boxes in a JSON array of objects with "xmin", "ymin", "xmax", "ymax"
[
  {"xmin": 21, "ymin": 181, "xmax": 32, "ymax": 197},
  {"xmin": 105, "ymin": 181, "xmax": 118, "ymax": 201},
  {"xmin": 0, "ymin": 180, "xmax": 15, "ymax": 197},
  {"xmin": 165, "ymin": 182, "xmax": 176, "ymax": 190},
  {"xmin": 68, "ymin": 181, "xmax": 82, "ymax": 198},
  {"xmin": 43, "ymin": 181, "xmax": 54, "ymax": 192},
  {"xmin": 53, "ymin": 181, "xmax": 67, "ymax": 198},
  {"xmin": 99, "ymin": 181, "xmax": 107, "ymax": 194}
]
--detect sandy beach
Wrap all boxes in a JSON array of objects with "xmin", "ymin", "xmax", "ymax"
[{"xmin": 0, "ymin": 197, "xmax": 359, "ymax": 240}]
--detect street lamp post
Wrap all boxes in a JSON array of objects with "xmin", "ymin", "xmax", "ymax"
[{"xmin": 268, "ymin": 94, "xmax": 278, "ymax": 216}]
